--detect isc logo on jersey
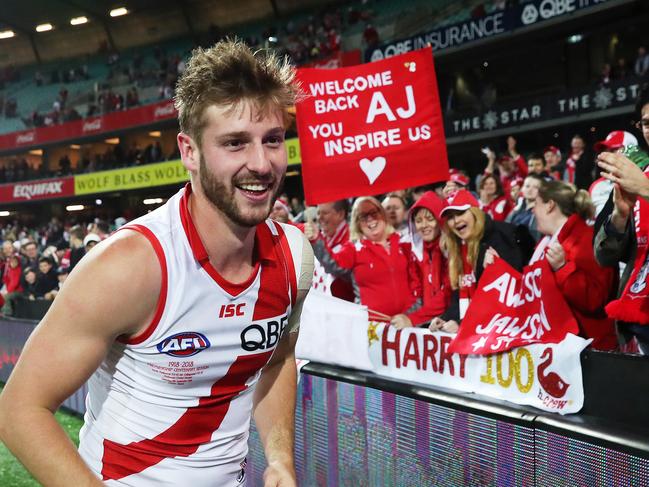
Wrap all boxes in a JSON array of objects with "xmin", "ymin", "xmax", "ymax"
[{"xmin": 156, "ymin": 332, "xmax": 211, "ymax": 357}]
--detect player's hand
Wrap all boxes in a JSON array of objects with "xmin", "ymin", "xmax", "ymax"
[
  {"xmin": 390, "ymin": 314, "xmax": 412, "ymax": 329},
  {"xmin": 545, "ymin": 241, "xmax": 566, "ymax": 271},
  {"xmin": 263, "ymin": 461, "xmax": 297, "ymax": 487}
]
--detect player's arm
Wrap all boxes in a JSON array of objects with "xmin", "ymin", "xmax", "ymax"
[
  {"xmin": 253, "ymin": 234, "xmax": 313, "ymax": 487},
  {"xmin": 0, "ymin": 230, "xmax": 161, "ymax": 487}
]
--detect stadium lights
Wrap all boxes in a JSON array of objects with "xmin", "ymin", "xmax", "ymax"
[
  {"xmin": 66, "ymin": 205, "xmax": 85, "ymax": 211},
  {"xmin": 567, "ymin": 34, "xmax": 583, "ymax": 44},
  {"xmin": 110, "ymin": 7, "xmax": 129, "ymax": 17},
  {"xmin": 268, "ymin": 36, "xmax": 278, "ymax": 43},
  {"xmin": 0, "ymin": 211, "xmax": 10, "ymax": 217},
  {"xmin": 36, "ymin": 23, "xmax": 53, "ymax": 32},
  {"xmin": 95, "ymin": 199, "xmax": 103, "ymax": 205},
  {"xmin": 70, "ymin": 16, "xmax": 88, "ymax": 26},
  {"xmin": 143, "ymin": 198, "xmax": 164, "ymax": 205},
  {"xmin": 148, "ymin": 131, "xmax": 161, "ymax": 137},
  {"xmin": 29, "ymin": 149, "xmax": 43, "ymax": 155},
  {"xmin": 0, "ymin": 30, "xmax": 15, "ymax": 39},
  {"xmin": 105, "ymin": 137, "xmax": 120, "ymax": 145},
  {"xmin": 70, "ymin": 144, "xmax": 81, "ymax": 149}
]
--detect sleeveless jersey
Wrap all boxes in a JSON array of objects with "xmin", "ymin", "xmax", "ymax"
[{"xmin": 78, "ymin": 185, "xmax": 304, "ymax": 486}]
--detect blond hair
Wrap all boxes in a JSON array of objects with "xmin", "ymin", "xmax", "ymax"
[
  {"xmin": 441, "ymin": 207, "xmax": 486, "ymax": 289},
  {"xmin": 349, "ymin": 196, "xmax": 395, "ymax": 242},
  {"xmin": 538, "ymin": 180, "xmax": 594, "ymax": 220},
  {"xmin": 174, "ymin": 39, "xmax": 300, "ymax": 146}
]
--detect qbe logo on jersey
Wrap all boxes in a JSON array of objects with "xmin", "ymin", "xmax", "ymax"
[{"xmin": 156, "ymin": 332, "xmax": 211, "ymax": 357}]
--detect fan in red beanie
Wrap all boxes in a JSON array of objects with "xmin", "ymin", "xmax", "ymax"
[{"xmin": 391, "ymin": 192, "xmax": 451, "ymax": 328}]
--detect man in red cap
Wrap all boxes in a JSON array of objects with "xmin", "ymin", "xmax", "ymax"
[{"xmin": 443, "ymin": 171, "xmax": 471, "ymax": 198}]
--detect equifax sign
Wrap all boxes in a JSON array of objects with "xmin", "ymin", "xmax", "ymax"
[{"xmin": 0, "ymin": 177, "xmax": 74, "ymax": 203}]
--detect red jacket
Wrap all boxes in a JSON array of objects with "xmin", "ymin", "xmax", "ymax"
[
  {"xmin": 317, "ymin": 232, "xmax": 416, "ymax": 316},
  {"xmin": 405, "ymin": 192, "xmax": 451, "ymax": 325},
  {"xmin": 552, "ymin": 214, "xmax": 617, "ymax": 350}
]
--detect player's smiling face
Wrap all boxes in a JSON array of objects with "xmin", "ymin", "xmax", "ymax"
[{"xmin": 197, "ymin": 101, "xmax": 287, "ymax": 227}]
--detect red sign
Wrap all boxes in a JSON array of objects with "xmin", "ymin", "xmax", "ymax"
[
  {"xmin": 0, "ymin": 100, "xmax": 178, "ymax": 154},
  {"xmin": 0, "ymin": 177, "xmax": 75, "ymax": 203},
  {"xmin": 449, "ymin": 258, "xmax": 580, "ymax": 355},
  {"xmin": 295, "ymin": 46, "xmax": 448, "ymax": 205}
]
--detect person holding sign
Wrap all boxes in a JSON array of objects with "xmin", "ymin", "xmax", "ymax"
[
  {"xmin": 391, "ymin": 191, "xmax": 450, "ymax": 329},
  {"xmin": 430, "ymin": 190, "xmax": 524, "ymax": 333},
  {"xmin": 530, "ymin": 180, "xmax": 617, "ymax": 350},
  {"xmin": 305, "ymin": 196, "xmax": 416, "ymax": 319}
]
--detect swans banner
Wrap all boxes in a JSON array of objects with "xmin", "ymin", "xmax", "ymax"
[
  {"xmin": 368, "ymin": 324, "xmax": 589, "ymax": 414},
  {"xmin": 449, "ymin": 258, "xmax": 580, "ymax": 355}
]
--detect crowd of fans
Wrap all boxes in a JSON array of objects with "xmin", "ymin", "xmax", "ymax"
[
  {"xmin": 0, "ymin": 216, "xmax": 124, "ymax": 318},
  {"xmin": 277, "ymin": 86, "xmax": 649, "ymax": 355}
]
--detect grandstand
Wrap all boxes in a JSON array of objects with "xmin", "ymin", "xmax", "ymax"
[{"xmin": 1, "ymin": 0, "xmax": 649, "ymax": 484}]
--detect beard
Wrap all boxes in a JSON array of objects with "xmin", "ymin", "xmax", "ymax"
[{"xmin": 199, "ymin": 154, "xmax": 284, "ymax": 227}]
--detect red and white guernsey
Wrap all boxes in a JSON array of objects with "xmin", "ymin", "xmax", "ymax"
[{"xmin": 79, "ymin": 185, "xmax": 306, "ymax": 486}]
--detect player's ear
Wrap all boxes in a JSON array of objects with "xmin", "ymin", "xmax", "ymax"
[{"xmin": 178, "ymin": 132, "xmax": 200, "ymax": 172}]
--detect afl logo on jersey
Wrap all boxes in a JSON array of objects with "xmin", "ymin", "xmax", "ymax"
[{"xmin": 156, "ymin": 332, "xmax": 211, "ymax": 357}]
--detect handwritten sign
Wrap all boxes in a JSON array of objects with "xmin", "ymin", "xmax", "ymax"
[{"xmin": 295, "ymin": 47, "xmax": 449, "ymax": 204}]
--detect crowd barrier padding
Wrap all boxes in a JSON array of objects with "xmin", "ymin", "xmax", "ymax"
[{"xmin": 2, "ymin": 317, "xmax": 648, "ymax": 485}]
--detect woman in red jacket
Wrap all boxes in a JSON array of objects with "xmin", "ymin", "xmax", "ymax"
[
  {"xmin": 391, "ymin": 191, "xmax": 450, "ymax": 328},
  {"xmin": 305, "ymin": 196, "xmax": 416, "ymax": 317},
  {"xmin": 531, "ymin": 180, "xmax": 617, "ymax": 350}
]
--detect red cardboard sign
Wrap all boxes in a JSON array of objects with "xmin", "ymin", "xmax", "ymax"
[
  {"xmin": 295, "ymin": 47, "xmax": 448, "ymax": 205},
  {"xmin": 449, "ymin": 258, "xmax": 580, "ymax": 355}
]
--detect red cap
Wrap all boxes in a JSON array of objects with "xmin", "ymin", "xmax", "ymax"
[
  {"xmin": 273, "ymin": 197, "xmax": 292, "ymax": 215},
  {"xmin": 509, "ymin": 177, "xmax": 524, "ymax": 190},
  {"xmin": 441, "ymin": 190, "xmax": 479, "ymax": 216},
  {"xmin": 450, "ymin": 172, "xmax": 470, "ymax": 187},
  {"xmin": 543, "ymin": 145, "xmax": 562, "ymax": 158},
  {"xmin": 594, "ymin": 131, "xmax": 638, "ymax": 152}
]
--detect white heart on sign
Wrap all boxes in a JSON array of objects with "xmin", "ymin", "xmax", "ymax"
[{"xmin": 359, "ymin": 156, "xmax": 386, "ymax": 185}]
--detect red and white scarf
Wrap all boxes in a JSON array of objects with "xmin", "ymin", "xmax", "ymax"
[
  {"xmin": 606, "ymin": 183, "xmax": 649, "ymax": 324},
  {"xmin": 459, "ymin": 245, "xmax": 477, "ymax": 319}
]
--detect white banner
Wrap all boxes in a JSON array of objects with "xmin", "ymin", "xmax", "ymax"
[
  {"xmin": 296, "ymin": 296, "xmax": 590, "ymax": 414},
  {"xmin": 369, "ymin": 324, "xmax": 590, "ymax": 414},
  {"xmin": 295, "ymin": 292, "xmax": 374, "ymax": 371}
]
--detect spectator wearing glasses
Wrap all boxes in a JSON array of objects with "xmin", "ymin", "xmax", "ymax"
[
  {"xmin": 430, "ymin": 190, "xmax": 524, "ymax": 333},
  {"xmin": 594, "ymin": 87, "xmax": 649, "ymax": 353},
  {"xmin": 306, "ymin": 196, "xmax": 416, "ymax": 318}
]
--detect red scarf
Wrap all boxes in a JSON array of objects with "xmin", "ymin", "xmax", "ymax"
[
  {"xmin": 564, "ymin": 151, "xmax": 580, "ymax": 184},
  {"xmin": 606, "ymin": 186, "xmax": 649, "ymax": 324},
  {"xmin": 459, "ymin": 245, "xmax": 476, "ymax": 319}
]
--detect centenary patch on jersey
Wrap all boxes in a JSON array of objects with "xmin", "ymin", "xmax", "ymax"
[{"xmin": 156, "ymin": 332, "xmax": 211, "ymax": 357}]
